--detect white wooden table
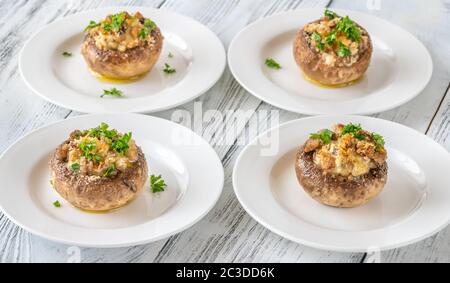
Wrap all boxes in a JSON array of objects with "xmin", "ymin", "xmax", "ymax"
[{"xmin": 0, "ymin": 0, "xmax": 449, "ymax": 263}]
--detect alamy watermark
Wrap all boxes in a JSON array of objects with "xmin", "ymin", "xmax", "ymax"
[{"xmin": 170, "ymin": 102, "xmax": 280, "ymax": 156}]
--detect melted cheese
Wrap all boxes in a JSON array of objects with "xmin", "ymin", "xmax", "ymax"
[
  {"xmin": 67, "ymin": 136, "xmax": 138, "ymax": 176},
  {"xmin": 314, "ymin": 134, "xmax": 374, "ymax": 177}
]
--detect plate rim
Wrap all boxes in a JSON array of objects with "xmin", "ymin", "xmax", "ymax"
[
  {"xmin": 19, "ymin": 6, "xmax": 226, "ymax": 114},
  {"xmin": 0, "ymin": 113, "xmax": 224, "ymax": 247},
  {"xmin": 232, "ymin": 115, "xmax": 450, "ymax": 252},
  {"xmin": 228, "ymin": 8, "xmax": 433, "ymax": 115}
]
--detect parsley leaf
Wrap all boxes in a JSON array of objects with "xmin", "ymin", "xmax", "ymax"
[
  {"xmin": 102, "ymin": 22, "xmax": 112, "ymax": 32},
  {"xmin": 337, "ymin": 41, "xmax": 351, "ymax": 57},
  {"xmin": 62, "ymin": 51, "xmax": 72, "ymax": 57},
  {"xmin": 138, "ymin": 19, "xmax": 157, "ymax": 40},
  {"xmin": 111, "ymin": 12, "xmax": 126, "ymax": 32},
  {"xmin": 84, "ymin": 20, "xmax": 100, "ymax": 32},
  {"xmin": 79, "ymin": 140, "xmax": 101, "ymax": 161},
  {"xmin": 312, "ymin": 32, "xmax": 324, "ymax": 51},
  {"xmin": 88, "ymin": 122, "xmax": 118, "ymax": 141},
  {"xmin": 372, "ymin": 133, "xmax": 385, "ymax": 150},
  {"xmin": 53, "ymin": 200, "xmax": 61, "ymax": 208},
  {"xmin": 163, "ymin": 63, "xmax": 176, "ymax": 74},
  {"xmin": 341, "ymin": 123, "xmax": 365, "ymax": 140},
  {"xmin": 324, "ymin": 9, "xmax": 338, "ymax": 19},
  {"xmin": 144, "ymin": 19, "xmax": 156, "ymax": 31},
  {"xmin": 336, "ymin": 16, "xmax": 361, "ymax": 42},
  {"xmin": 111, "ymin": 132, "xmax": 132, "ymax": 154},
  {"xmin": 101, "ymin": 87, "xmax": 122, "ymax": 98},
  {"xmin": 71, "ymin": 163, "xmax": 80, "ymax": 171},
  {"xmin": 168, "ymin": 52, "xmax": 174, "ymax": 58},
  {"xmin": 150, "ymin": 174, "xmax": 167, "ymax": 193},
  {"xmin": 310, "ymin": 129, "xmax": 333, "ymax": 144},
  {"xmin": 138, "ymin": 27, "xmax": 149, "ymax": 39},
  {"xmin": 265, "ymin": 58, "xmax": 281, "ymax": 70},
  {"xmin": 325, "ymin": 30, "xmax": 337, "ymax": 45},
  {"xmin": 102, "ymin": 163, "xmax": 117, "ymax": 177}
]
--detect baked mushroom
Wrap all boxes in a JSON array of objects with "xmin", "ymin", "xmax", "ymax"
[
  {"xmin": 295, "ymin": 123, "xmax": 387, "ymax": 208},
  {"xmin": 81, "ymin": 11, "xmax": 163, "ymax": 80},
  {"xmin": 49, "ymin": 123, "xmax": 148, "ymax": 211},
  {"xmin": 293, "ymin": 9, "xmax": 372, "ymax": 86}
]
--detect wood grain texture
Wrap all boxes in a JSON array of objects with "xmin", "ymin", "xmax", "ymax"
[{"xmin": 0, "ymin": 0, "xmax": 449, "ymax": 263}]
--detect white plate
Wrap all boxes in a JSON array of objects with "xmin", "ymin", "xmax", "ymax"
[
  {"xmin": 228, "ymin": 9, "xmax": 433, "ymax": 115},
  {"xmin": 19, "ymin": 7, "xmax": 226, "ymax": 113},
  {"xmin": 233, "ymin": 116, "xmax": 450, "ymax": 252},
  {"xmin": 0, "ymin": 114, "xmax": 224, "ymax": 247}
]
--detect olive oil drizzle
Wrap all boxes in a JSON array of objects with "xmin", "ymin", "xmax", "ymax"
[{"xmin": 303, "ymin": 73, "xmax": 363, "ymax": 88}]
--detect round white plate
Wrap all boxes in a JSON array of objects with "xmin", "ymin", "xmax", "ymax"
[
  {"xmin": 19, "ymin": 7, "xmax": 226, "ymax": 113},
  {"xmin": 0, "ymin": 114, "xmax": 224, "ymax": 247},
  {"xmin": 228, "ymin": 9, "xmax": 433, "ymax": 115},
  {"xmin": 233, "ymin": 116, "xmax": 450, "ymax": 252}
]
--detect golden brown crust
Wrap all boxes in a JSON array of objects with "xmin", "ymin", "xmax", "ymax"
[
  {"xmin": 295, "ymin": 144, "xmax": 387, "ymax": 208},
  {"xmin": 293, "ymin": 20, "xmax": 372, "ymax": 86},
  {"xmin": 49, "ymin": 136, "xmax": 148, "ymax": 211},
  {"xmin": 81, "ymin": 27, "xmax": 163, "ymax": 79}
]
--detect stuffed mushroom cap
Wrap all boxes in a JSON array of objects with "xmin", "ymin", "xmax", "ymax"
[
  {"xmin": 49, "ymin": 123, "xmax": 148, "ymax": 211},
  {"xmin": 293, "ymin": 10, "xmax": 372, "ymax": 86},
  {"xmin": 81, "ymin": 11, "xmax": 163, "ymax": 80},
  {"xmin": 295, "ymin": 123, "xmax": 387, "ymax": 208}
]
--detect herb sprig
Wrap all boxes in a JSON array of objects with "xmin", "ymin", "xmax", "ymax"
[
  {"xmin": 163, "ymin": 63, "xmax": 176, "ymax": 74},
  {"xmin": 102, "ymin": 164, "xmax": 117, "ymax": 177},
  {"xmin": 265, "ymin": 58, "xmax": 282, "ymax": 70},
  {"xmin": 62, "ymin": 51, "xmax": 72, "ymax": 57},
  {"xmin": 150, "ymin": 174, "xmax": 167, "ymax": 193},
  {"xmin": 84, "ymin": 20, "xmax": 100, "ymax": 32},
  {"xmin": 341, "ymin": 123, "xmax": 365, "ymax": 140},
  {"xmin": 371, "ymin": 133, "xmax": 385, "ymax": 150},
  {"xmin": 310, "ymin": 129, "xmax": 333, "ymax": 144},
  {"xmin": 53, "ymin": 200, "xmax": 61, "ymax": 208},
  {"xmin": 101, "ymin": 87, "xmax": 122, "ymax": 98}
]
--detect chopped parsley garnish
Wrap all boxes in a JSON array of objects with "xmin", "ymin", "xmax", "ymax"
[
  {"xmin": 341, "ymin": 123, "xmax": 365, "ymax": 140},
  {"xmin": 310, "ymin": 129, "xmax": 333, "ymax": 144},
  {"xmin": 265, "ymin": 58, "xmax": 281, "ymax": 70},
  {"xmin": 337, "ymin": 41, "xmax": 351, "ymax": 57},
  {"xmin": 79, "ymin": 123, "xmax": 133, "ymax": 155},
  {"xmin": 168, "ymin": 52, "xmax": 174, "ymax": 58},
  {"xmin": 102, "ymin": 164, "xmax": 117, "ymax": 177},
  {"xmin": 101, "ymin": 87, "xmax": 122, "ymax": 98},
  {"xmin": 139, "ymin": 18, "xmax": 156, "ymax": 40},
  {"xmin": 111, "ymin": 12, "xmax": 126, "ymax": 32},
  {"xmin": 53, "ymin": 200, "xmax": 61, "ymax": 208},
  {"xmin": 79, "ymin": 140, "xmax": 102, "ymax": 161},
  {"xmin": 150, "ymin": 174, "xmax": 167, "ymax": 193},
  {"xmin": 144, "ymin": 19, "xmax": 156, "ymax": 31},
  {"xmin": 312, "ymin": 32, "xmax": 324, "ymax": 51},
  {"xmin": 138, "ymin": 27, "xmax": 149, "ymax": 39},
  {"xmin": 62, "ymin": 51, "xmax": 72, "ymax": 57},
  {"xmin": 71, "ymin": 163, "xmax": 80, "ymax": 171},
  {"xmin": 102, "ymin": 22, "xmax": 112, "ymax": 32},
  {"xmin": 88, "ymin": 122, "xmax": 118, "ymax": 139},
  {"xmin": 335, "ymin": 16, "xmax": 361, "ymax": 42},
  {"xmin": 163, "ymin": 63, "xmax": 176, "ymax": 74},
  {"xmin": 84, "ymin": 20, "xmax": 100, "ymax": 32},
  {"xmin": 324, "ymin": 9, "xmax": 338, "ymax": 20},
  {"xmin": 325, "ymin": 30, "xmax": 336, "ymax": 45},
  {"xmin": 111, "ymin": 132, "xmax": 132, "ymax": 154},
  {"xmin": 372, "ymin": 133, "xmax": 385, "ymax": 150}
]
